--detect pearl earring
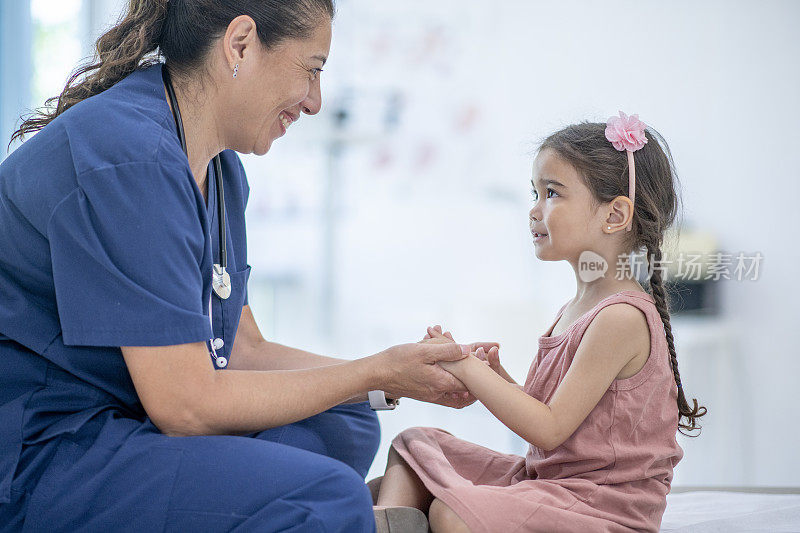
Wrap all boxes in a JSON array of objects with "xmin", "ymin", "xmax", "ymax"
[
  {"xmin": 607, "ymin": 226, "xmax": 611, "ymax": 230},
  {"xmin": 232, "ymin": 64, "xmax": 239, "ymax": 78}
]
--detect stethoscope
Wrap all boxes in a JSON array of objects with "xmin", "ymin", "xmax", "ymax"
[{"xmin": 163, "ymin": 67, "xmax": 230, "ymax": 368}]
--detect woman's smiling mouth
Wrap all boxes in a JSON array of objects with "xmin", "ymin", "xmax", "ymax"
[{"xmin": 278, "ymin": 111, "xmax": 296, "ymax": 133}]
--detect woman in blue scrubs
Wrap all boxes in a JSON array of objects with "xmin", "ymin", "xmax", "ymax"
[{"xmin": 0, "ymin": 1, "xmax": 484, "ymax": 531}]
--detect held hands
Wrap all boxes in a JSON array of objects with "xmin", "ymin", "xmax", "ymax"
[
  {"xmin": 377, "ymin": 326, "xmax": 506, "ymax": 410},
  {"xmin": 378, "ymin": 341, "xmax": 475, "ymax": 409},
  {"xmin": 423, "ymin": 325, "xmax": 516, "ymax": 386}
]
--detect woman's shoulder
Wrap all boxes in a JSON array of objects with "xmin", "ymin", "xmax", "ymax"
[{"xmin": 52, "ymin": 63, "xmax": 181, "ymax": 174}]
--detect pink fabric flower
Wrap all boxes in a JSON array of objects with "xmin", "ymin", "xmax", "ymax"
[{"xmin": 605, "ymin": 111, "xmax": 648, "ymax": 152}]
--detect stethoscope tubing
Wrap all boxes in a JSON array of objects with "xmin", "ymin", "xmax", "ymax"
[
  {"xmin": 163, "ymin": 65, "xmax": 229, "ymax": 367},
  {"xmin": 163, "ymin": 66, "xmax": 227, "ymax": 271}
]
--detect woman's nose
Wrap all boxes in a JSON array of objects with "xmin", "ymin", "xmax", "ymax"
[{"xmin": 301, "ymin": 79, "xmax": 322, "ymax": 115}]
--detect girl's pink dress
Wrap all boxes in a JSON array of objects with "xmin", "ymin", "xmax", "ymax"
[{"xmin": 391, "ymin": 290, "xmax": 684, "ymax": 532}]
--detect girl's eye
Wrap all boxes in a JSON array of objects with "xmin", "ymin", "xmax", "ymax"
[{"xmin": 531, "ymin": 188, "xmax": 557, "ymax": 201}]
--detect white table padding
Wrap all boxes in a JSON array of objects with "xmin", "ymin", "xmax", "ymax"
[{"xmin": 660, "ymin": 491, "xmax": 800, "ymax": 532}]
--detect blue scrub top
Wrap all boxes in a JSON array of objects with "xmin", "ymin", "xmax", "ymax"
[{"xmin": 0, "ymin": 63, "xmax": 251, "ymax": 503}]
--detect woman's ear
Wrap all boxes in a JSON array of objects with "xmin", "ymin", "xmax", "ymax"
[
  {"xmin": 604, "ymin": 195, "xmax": 634, "ymax": 231},
  {"xmin": 224, "ymin": 15, "xmax": 257, "ymax": 66}
]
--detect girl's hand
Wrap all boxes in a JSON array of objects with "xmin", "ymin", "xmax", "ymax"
[
  {"xmin": 437, "ymin": 354, "xmax": 479, "ymax": 375},
  {"xmin": 475, "ymin": 346, "xmax": 517, "ymax": 385},
  {"xmin": 425, "ymin": 329, "xmax": 477, "ymax": 376},
  {"xmin": 422, "ymin": 325, "xmax": 498, "ymax": 355},
  {"xmin": 423, "ymin": 326, "xmax": 515, "ymax": 384}
]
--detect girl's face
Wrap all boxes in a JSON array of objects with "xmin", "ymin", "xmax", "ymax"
[{"xmin": 529, "ymin": 148, "xmax": 604, "ymax": 262}]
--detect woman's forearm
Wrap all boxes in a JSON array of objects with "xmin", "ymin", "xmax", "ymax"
[
  {"xmin": 128, "ymin": 340, "xmax": 469, "ymax": 437},
  {"xmin": 183, "ymin": 354, "xmax": 386, "ymax": 436},
  {"xmin": 228, "ymin": 339, "xmax": 372, "ymax": 403},
  {"xmin": 230, "ymin": 339, "xmax": 346, "ymax": 370}
]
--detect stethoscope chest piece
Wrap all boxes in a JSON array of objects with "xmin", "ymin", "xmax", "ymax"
[{"xmin": 212, "ymin": 264, "xmax": 231, "ymax": 299}]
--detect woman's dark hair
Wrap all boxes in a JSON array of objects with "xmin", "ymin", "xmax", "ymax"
[
  {"xmin": 540, "ymin": 122, "xmax": 707, "ymax": 436},
  {"xmin": 9, "ymin": 0, "xmax": 335, "ymax": 148}
]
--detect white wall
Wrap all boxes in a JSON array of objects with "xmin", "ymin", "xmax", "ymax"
[{"xmin": 0, "ymin": 1, "xmax": 31, "ymax": 157}]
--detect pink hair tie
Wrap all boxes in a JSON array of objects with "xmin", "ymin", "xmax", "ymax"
[{"xmin": 604, "ymin": 111, "xmax": 647, "ymax": 231}]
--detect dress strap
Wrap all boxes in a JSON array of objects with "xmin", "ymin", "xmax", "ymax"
[{"xmin": 571, "ymin": 291, "xmax": 667, "ymax": 390}]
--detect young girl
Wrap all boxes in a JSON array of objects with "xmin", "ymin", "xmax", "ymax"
[{"xmin": 373, "ymin": 113, "xmax": 706, "ymax": 533}]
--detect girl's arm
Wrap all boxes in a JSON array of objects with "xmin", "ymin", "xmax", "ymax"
[{"xmin": 439, "ymin": 304, "xmax": 649, "ymax": 451}]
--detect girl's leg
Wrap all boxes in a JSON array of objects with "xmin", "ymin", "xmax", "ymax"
[
  {"xmin": 429, "ymin": 498, "xmax": 471, "ymax": 533},
  {"xmin": 376, "ymin": 445, "xmax": 434, "ymax": 512}
]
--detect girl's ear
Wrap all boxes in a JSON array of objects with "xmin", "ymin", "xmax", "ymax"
[{"xmin": 604, "ymin": 195, "xmax": 634, "ymax": 231}]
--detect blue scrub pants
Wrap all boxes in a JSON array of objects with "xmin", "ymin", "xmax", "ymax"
[{"xmin": 3, "ymin": 402, "xmax": 380, "ymax": 532}]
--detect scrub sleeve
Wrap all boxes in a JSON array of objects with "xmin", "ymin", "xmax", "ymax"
[{"xmin": 0, "ymin": 63, "xmax": 378, "ymax": 532}]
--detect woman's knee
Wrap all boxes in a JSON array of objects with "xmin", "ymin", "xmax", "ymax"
[
  {"xmin": 168, "ymin": 438, "xmax": 375, "ymax": 531},
  {"xmin": 298, "ymin": 459, "xmax": 375, "ymax": 531},
  {"xmin": 330, "ymin": 401, "xmax": 381, "ymax": 445},
  {"xmin": 166, "ymin": 464, "xmax": 374, "ymax": 533},
  {"xmin": 312, "ymin": 402, "xmax": 381, "ymax": 477}
]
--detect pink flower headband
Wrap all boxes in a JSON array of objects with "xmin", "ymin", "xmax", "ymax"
[{"xmin": 604, "ymin": 111, "xmax": 647, "ymax": 231}]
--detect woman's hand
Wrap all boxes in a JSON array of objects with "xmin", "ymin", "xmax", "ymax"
[
  {"xmin": 418, "ymin": 326, "xmax": 493, "ymax": 404},
  {"xmin": 377, "ymin": 342, "xmax": 477, "ymax": 409}
]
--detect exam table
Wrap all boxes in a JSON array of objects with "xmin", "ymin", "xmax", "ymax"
[
  {"xmin": 368, "ymin": 479, "xmax": 800, "ymax": 532},
  {"xmin": 661, "ymin": 486, "xmax": 800, "ymax": 532}
]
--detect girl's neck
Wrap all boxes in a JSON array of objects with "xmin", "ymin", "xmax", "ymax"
[
  {"xmin": 564, "ymin": 244, "xmax": 645, "ymax": 304},
  {"xmin": 571, "ymin": 277, "xmax": 646, "ymax": 306}
]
